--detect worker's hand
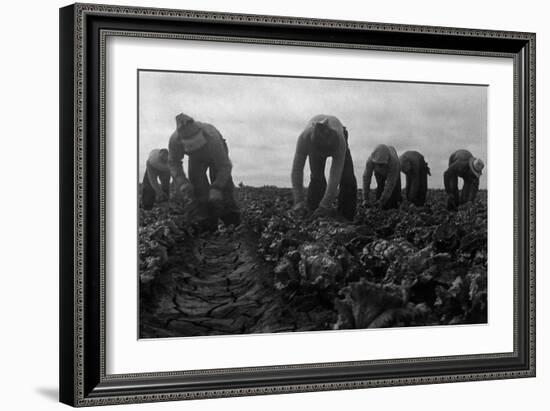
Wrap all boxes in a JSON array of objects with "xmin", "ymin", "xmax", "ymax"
[
  {"xmin": 291, "ymin": 201, "xmax": 309, "ymax": 219},
  {"xmin": 208, "ymin": 188, "xmax": 224, "ymax": 202},
  {"xmin": 312, "ymin": 206, "xmax": 336, "ymax": 218},
  {"xmin": 292, "ymin": 201, "xmax": 308, "ymax": 212},
  {"xmin": 173, "ymin": 182, "xmax": 194, "ymax": 202},
  {"xmin": 179, "ymin": 182, "xmax": 194, "ymax": 196}
]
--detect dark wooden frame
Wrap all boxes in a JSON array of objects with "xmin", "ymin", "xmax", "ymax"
[{"xmin": 59, "ymin": 3, "xmax": 536, "ymax": 407}]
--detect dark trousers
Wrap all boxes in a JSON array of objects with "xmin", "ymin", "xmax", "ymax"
[
  {"xmin": 445, "ymin": 174, "xmax": 479, "ymax": 210},
  {"xmin": 460, "ymin": 177, "xmax": 479, "ymax": 204},
  {"xmin": 187, "ymin": 157, "xmax": 241, "ymax": 227},
  {"xmin": 375, "ymin": 172, "xmax": 402, "ymax": 210},
  {"xmin": 141, "ymin": 170, "xmax": 170, "ymax": 210},
  {"xmin": 405, "ymin": 164, "xmax": 429, "ymax": 206},
  {"xmin": 418, "ymin": 165, "xmax": 429, "ymax": 205},
  {"xmin": 306, "ymin": 146, "xmax": 358, "ymax": 220}
]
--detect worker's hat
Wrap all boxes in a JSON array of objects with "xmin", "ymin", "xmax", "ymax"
[
  {"xmin": 469, "ymin": 157, "xmax": 485, "ymax": 178},
  {"xmin": 175, "ymin": 113, "xmax": 207, "ymax": 153}
]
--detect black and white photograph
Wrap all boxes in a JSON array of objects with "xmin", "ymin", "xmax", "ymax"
[
  {"xmin": 138, "ymin": 70, "xmax": 488, "ymax": 339},
  {"xmin": 2, "ymin": 0, "xmax": 543, "ymax": 408}
]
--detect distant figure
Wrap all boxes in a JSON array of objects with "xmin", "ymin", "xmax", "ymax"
[
  {"xmin": 444, "ymin": 149, "xmax": 485, "ymax": 210},
  {"xmin": 399, "ymin": 150, "xmax": 431, "ymax": 206},
  {"xmin": 291, "ymin": 115, "xmax": 357, "ymax": 220},
  {"xmin": 168, "ymin": 113, "xmax": 241, "ymax": 227},
  {"xmin": 363, "ymin": 144, "xmax": 402, "ymax": 210},
  {"xmin": 141, "ymin": 148, "xmax": 170, "ymax": 210}
]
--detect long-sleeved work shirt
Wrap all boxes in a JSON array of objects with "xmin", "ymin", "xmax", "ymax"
[
  {"xmin": 445, "ymin": 149, "xmax": 476, "ymax": 179},
  {"xmin": 146, "ymin": 149, "xmax": 170, "ymax": 195},
  {"xmin": 363, "ymin": 144, "xmax": 400, "ymax": 207},
  {"xmin": 168, "ymin": 122, "xmax": 232, "ymax": 190},
  {"xmin": 444, "ymin": 149, "xmax": 480, "ymax": 206},
  {"xmin": 291, "ymin": 115, "xmax": 347, "ymax": 209}
]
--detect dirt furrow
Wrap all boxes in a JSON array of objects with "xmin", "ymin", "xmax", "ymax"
[{"xmin": 140, "ymin": 226, "xmax": 294, "ymax": 338}]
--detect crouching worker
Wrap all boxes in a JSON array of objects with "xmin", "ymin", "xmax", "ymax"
[
  {"xmin": 363, "ymin": 144, "xmax": 402, "ymax": 210},
  {"xmin": 168, "ymin": 113, "xmax": 241, "ymax": 228},
  {"xmin": 291, "ymin": 115, "xmax": 357, "ymax": 220},
  {"xmin": 444, "ymin": 149, "xmax": 484, "ymax": 211},
  {"xmin": 141, "ymin": 148, "xmax": 170, "ymax": 210},
  {"xmin": 399, "ymin": 150, "xmax": 431, "ymax": 206}
]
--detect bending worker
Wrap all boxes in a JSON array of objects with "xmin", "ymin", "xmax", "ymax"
[
  {"xmin": 363, "ymin": 144, "xmax": 402, "ymax": 210},
  {"xmin": 141, "ymin": 148, "xmax": 170, "ymax": 210},
  {"xmin": 291, "ymin": 114, "xmax": 357, "ymax": 220},
  {"xmin": 444, "ymin": 149, "xmax": 484, "ymax": 211},
  {"xmin": 399, "ymin": 150, "xmax": 431, "ymax": 206},
  {"xmin": 168, "ymin": 113, "xmax": 241, "ymax": 227}
]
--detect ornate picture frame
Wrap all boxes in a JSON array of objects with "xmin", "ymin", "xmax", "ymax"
[{"xmin": 59, "ymin": 3, "xmax": 535, "ymax": 407}]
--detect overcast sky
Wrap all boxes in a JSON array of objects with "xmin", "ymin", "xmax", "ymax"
[{"xmin": 138, "ymin": 71, "xmax": 487, "ymax": 189}]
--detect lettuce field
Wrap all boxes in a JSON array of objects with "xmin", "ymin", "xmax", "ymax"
[{"xmin": 139, "ymin": 186, "xmax": 487, "ymax": 338}]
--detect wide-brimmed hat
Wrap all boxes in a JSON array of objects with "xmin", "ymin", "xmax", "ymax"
[
  {"xmin": 469, "ymin": 157, "xmax": 485, "ymax": 178},
  {"xmin": 175, "ymin": 113, "xmax": 206, "ymax": 152}
]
